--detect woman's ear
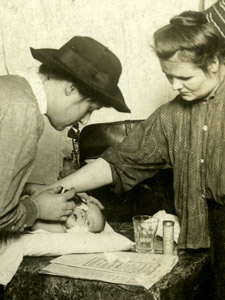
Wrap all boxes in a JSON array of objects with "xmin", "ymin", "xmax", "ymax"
[
  {"xmin": 65, "ymin": 82, "xmax": 77, "ymax": 96},
  {"xmin": 208, "ymin": 56, "xmax": 220, "ymax": 74}
]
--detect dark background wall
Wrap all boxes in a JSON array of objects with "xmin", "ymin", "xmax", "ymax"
[{"xmin": 89, "ymin": 168, "xmax": 175, "ymax": 222}]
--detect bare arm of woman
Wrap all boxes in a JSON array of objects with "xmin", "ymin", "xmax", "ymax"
[
  {"xmin": 23, "ymin": 158, "xmax": 113, "ymax": 210},
  {"xmin": 51, "ymin": 158, "xmax": 113, "ymax": 192}
]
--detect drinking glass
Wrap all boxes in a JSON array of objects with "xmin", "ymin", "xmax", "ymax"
[{"xmin": 133, "ymin": 215, "xmax": 159, "ymax": 253}]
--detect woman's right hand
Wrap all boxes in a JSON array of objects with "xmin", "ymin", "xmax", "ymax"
[{"xmin": 31, "ymin": 186, "xmax": 76, "ymax": 221}]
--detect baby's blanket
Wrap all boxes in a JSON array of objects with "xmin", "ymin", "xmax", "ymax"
[{"xmin": 0, "ymin": 223, "xmax": 134, "ymax": 286}]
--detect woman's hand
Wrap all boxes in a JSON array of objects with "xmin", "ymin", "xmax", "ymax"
[
  {"xmin": 78, "ymin": 192, "xmax": 104, "ymax": 210},
  {"xmin": 31, "ymin": 186, "xmax": 76, "ymax": 221}
]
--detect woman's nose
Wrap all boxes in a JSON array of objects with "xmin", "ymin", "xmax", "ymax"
[
  {"xmin": 172, "ymin": 78, "xmax": 183, "ymax": 91},
  {"xmin": 80, "ymin": 113, "xmax": 91, "ymax": 125}
]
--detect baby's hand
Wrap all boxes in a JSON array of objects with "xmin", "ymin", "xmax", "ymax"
[{"xmin": 65, "ymin": 213, "xmax": 77, "ymax": 229}]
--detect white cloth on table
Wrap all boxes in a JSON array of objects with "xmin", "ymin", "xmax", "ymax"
[
  {"xmin": 0, "ymin": 211, "xmax": 180, "ymax": 286},
  {"xmin": 0, "ymin": 223, "xmax": 134, "ymax": 286},
  {"xmin": 153, "ymin": 210, "xmax": 180, "ymax": 243}
]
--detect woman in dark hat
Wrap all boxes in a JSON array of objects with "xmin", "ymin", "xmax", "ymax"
[
  {"xmin": 0, "ymin": 36, "xmax": 129, "ymax": 233},
  {"xmin": 43, "ymin": 11, "xmax": 225, "ymax": 299}
]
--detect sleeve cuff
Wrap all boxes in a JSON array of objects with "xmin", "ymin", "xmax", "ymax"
[{"xmin": 20, "ymin": 197, "xmax": 38, "ymax": 227}]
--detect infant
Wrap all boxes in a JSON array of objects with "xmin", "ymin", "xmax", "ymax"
[{"xmin": 31, "ymin": 201, "xmax": 106, "ymax": 234}]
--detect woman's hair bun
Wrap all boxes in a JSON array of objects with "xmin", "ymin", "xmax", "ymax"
[{"xmin": 170, "ymin": 11, "xmax": 207, "ymax": 26}]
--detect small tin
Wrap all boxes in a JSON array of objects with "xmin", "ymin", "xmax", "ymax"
[{"xmin": 163, "ymin": 220, "xmax": 174, "ymax": 255}]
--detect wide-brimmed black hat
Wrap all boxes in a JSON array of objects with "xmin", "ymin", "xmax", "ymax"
[
  {"xmin": 205, "ymin": 0, "xmax": 225, "ymax": 39},
  {"xmin": 30, "ymin": 36, "xmax": 130, "ymax": 113}
]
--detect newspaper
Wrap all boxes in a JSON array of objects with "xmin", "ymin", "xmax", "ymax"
[{"xmin": 40, "ymin": 251, "xmax": 178, "ymax": 289}]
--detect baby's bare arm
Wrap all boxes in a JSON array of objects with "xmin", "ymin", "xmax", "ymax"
[{"xmin": 31, "ymin": 220, "xmax": 66, "ymax": 233}]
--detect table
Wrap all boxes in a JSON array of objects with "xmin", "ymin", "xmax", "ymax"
[{"xmin": 2, "ymin": 223, "xmax": 212, "ymax": 300}]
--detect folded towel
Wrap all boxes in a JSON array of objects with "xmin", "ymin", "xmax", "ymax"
[
  {"xmin": 0, "ymin": 223, "xmax": 134, "ymax": 285},
  {"xmin": 0, "ymin": 212, "xmax": 180, "ymax": 286},
  {"xmin": 153, "ymin": 210, "xmax": 180, "ymax": 243}
]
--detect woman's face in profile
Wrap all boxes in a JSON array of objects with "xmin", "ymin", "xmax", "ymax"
[{"xmin": 159, "ymin": 53, "xmax": 220, "ymax": 101}]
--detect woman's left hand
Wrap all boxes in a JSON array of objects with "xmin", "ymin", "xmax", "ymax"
[{"xmin": 78, "ymin": 192, "xmax": 105, "ymax": 210}]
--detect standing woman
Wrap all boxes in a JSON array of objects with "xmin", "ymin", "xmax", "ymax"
[
  {"xmin": 32, "ymin": 11, "xmax": 225, "ymax": 299},
  {"xmin": 153, "ymin": 11, "xmax": 225, "ymax": 299}
]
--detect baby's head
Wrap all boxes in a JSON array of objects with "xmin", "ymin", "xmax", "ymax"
[{"xmin": 65, "ymin": 202, "xmax": 105, "ymax": 233}]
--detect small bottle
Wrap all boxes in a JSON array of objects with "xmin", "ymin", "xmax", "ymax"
[{"xmin": 163, "ymin": 220, "xmax": 174, "ymax": 255}]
